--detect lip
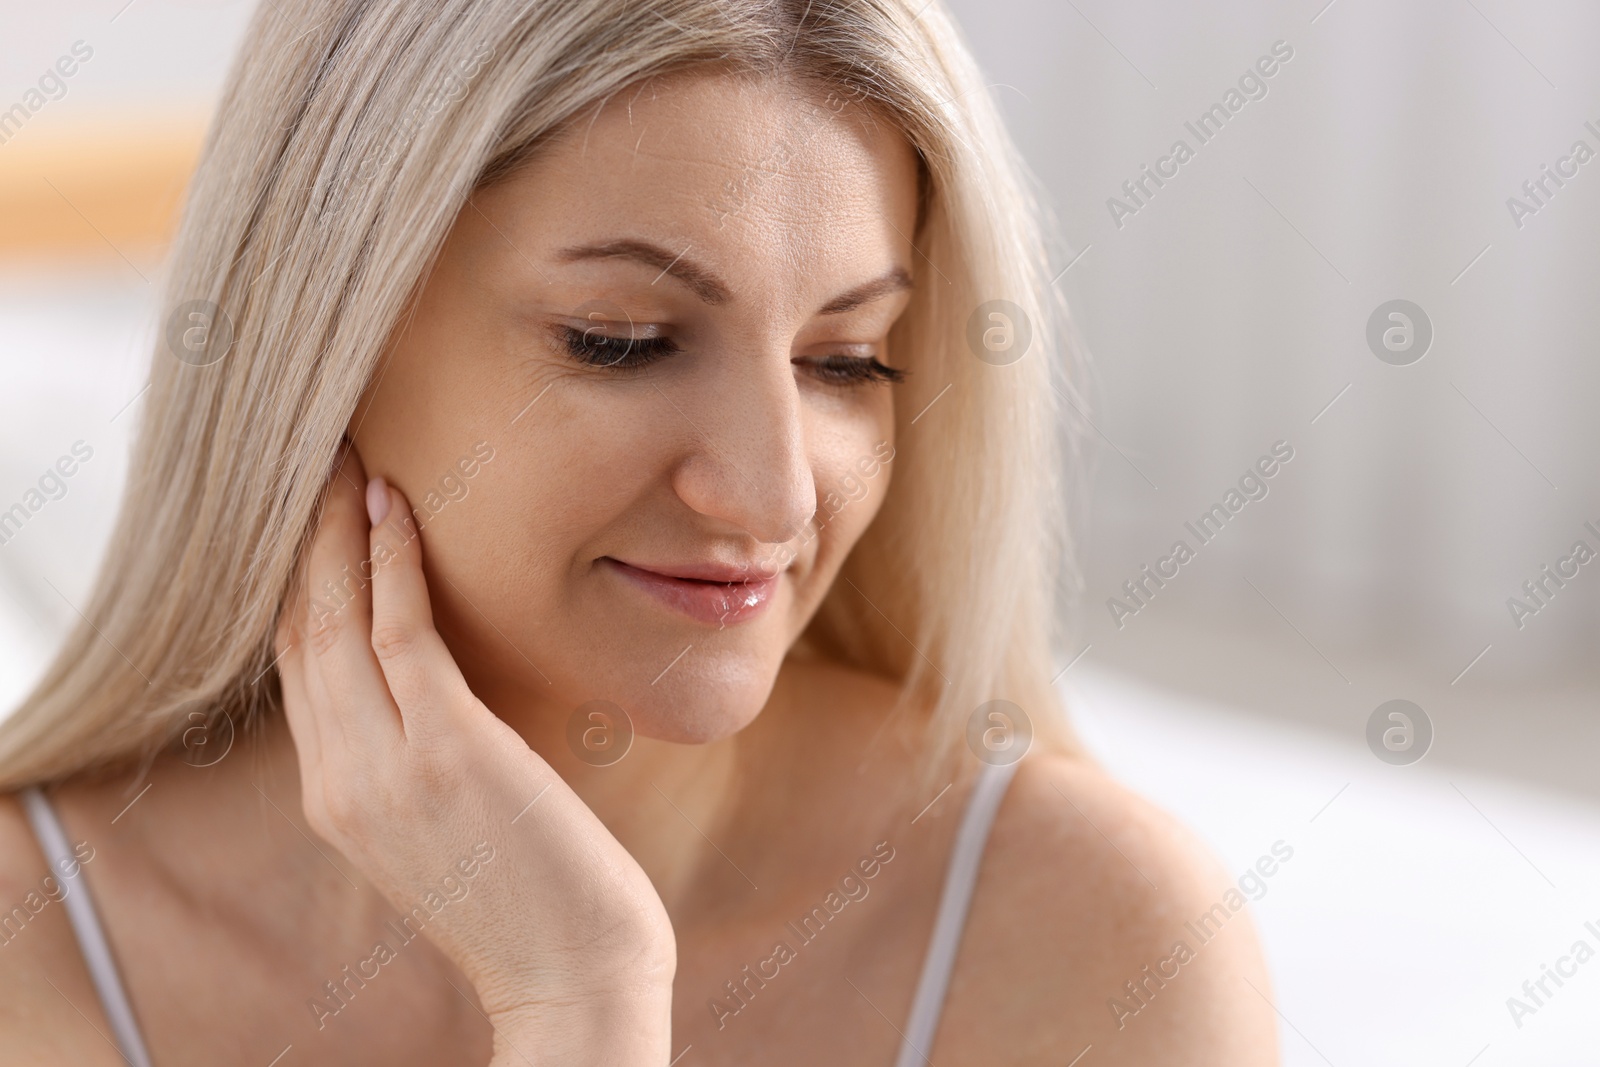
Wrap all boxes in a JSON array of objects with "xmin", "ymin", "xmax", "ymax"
[{"xmin": 602, "ymin": 557, "xmax": 780, "ymax": 626}]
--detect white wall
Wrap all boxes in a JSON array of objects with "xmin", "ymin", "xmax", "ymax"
[{"xmin": 943, "ymin": 0, "xmax": 1600, "ymax": 785}]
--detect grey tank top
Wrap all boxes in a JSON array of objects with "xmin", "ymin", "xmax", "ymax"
[{"xmin": 20, "ymin": 758, "xmax": 1018, "ymax": 1065}]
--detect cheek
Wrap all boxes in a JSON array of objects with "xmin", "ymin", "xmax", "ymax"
[
  {"xmin": 445, "ymin": 385, "xmax": 670, "ymax": 573},
  {"xmin": 807, "ymin": 432, "xmax": 894, "ymax": 567},
  {"xmin": 423, "ymin": 385, "xmax": 677, "ymax": 689}
]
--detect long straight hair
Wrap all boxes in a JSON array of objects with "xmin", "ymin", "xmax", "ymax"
[{"xmin": 0, "ymin": 0, "xmax": 1084, "ymax": 793}]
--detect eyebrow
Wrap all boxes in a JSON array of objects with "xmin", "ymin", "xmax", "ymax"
[
  {"xmin": 555, "ymin": 238, "xmax": 914, "ymax": 314},
  {"xmin": 817, "ymin": 267, "xmax": 914, "ymax": 314},
  {"xmin": 556, "ymin": 239, "xmax": 730, "ymax": 305}
]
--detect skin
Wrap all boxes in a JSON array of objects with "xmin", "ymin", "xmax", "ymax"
[{"xmin": 0, "ymin": 72, "xmax": 1278, "ymax": 1065}]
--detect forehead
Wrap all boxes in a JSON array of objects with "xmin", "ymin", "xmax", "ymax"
[{"xmin": 498, "ymin": 71, "xmax": 921, "ymax": 287}]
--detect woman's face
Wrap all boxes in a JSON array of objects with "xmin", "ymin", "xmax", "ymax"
[{"xmin": 350, "ymin": 72, "xmax": 920, "ymax": 744}]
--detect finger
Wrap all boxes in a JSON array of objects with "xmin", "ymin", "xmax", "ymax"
[
  {"xmin": 295, "ymin": 446, "xmax": 404, "ymax": 753},
  {"xmin": 364, "ymin": 475, "xmax": 477, "ymax": 742}
]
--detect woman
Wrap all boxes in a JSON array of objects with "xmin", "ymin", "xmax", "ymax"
[{"xmin": 0, "ymin": 0, "xmax": 1276, "ymax": 1063}]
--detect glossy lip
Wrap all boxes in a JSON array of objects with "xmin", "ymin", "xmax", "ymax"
[{"xmin": 602, "ymin": 557, "xmax": 779, "ymax": 626}]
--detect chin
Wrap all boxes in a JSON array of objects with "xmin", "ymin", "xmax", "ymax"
[{"xmin": 625, "ymin": 651, "xmax": 778, "ymax": 745}]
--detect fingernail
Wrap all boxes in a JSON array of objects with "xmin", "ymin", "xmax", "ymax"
[{"xmin": 366, "ymin": 476, "xmax": 390, "ymax": 526}]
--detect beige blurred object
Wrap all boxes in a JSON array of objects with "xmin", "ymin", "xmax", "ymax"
[{"xmin": 0, "ymin": 112, "xmax": 206, "ymax": 260}]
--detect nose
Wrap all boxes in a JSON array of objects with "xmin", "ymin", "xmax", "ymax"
[{"xmin": 668, "ymin": 350, "xmax": 816, "ymax": 546}]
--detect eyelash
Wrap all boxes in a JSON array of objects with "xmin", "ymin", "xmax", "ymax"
[
  {"xmin": 806, "ymin": 355, "xmax": 906, "ymax": 386},
  {"xmin": 561, "ymin": 326, "xmax": 678, "ymax": 369},
  {"xmin": 558, "ymin": 327, "xmax": 906, "ymax": 386}
]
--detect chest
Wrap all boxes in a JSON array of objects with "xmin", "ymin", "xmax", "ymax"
[
  {"xmin": 664, "ymin": 839, "xmax": 957, "ymax": 1066},
  {"xmin": 108, "ymin": 839, "xmax": 954, "ymax": 1066}
]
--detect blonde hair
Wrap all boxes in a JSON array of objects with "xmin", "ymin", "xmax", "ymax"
[{"xmin": 0, "ymin": 0, "xmax": 1081, "ymax": 792}]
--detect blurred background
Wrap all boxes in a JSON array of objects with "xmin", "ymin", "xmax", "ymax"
[{"xmin": 3, "ymin": 0, "xmax": 1598, "ymax": 1062}]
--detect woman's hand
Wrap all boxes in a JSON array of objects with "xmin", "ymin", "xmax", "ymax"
[{"xmin": 274, "ymin": 444, "xmax": 675, "ymax": 1065}]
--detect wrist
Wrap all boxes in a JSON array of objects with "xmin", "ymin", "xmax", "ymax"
[{"xmin": 488, "ymin": 988, "xmax": 674, "ymax": 1067}]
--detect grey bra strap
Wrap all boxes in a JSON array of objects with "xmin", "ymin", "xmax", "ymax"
[
  {"xmin": 893, "ymin": 757, "xmax": 1020, "ymax": 1067},
  {"xmin": 20, "ymin": 786, "xmax": 154, "ymax": 1067}
]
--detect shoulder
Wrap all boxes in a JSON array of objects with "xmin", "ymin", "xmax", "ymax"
[
  {"xmin": 0, "ymin": 792, "xmax": 125, "ymax": 1066},
  {"xmin": 937, "ymin": 754, "xmax": 1280, "ymax": 1066}
]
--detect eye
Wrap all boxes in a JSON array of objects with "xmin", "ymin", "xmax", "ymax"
[
  {"xmin": 558, "ymin": 325, "xmax": 679, "ymax": 370},
  {"xmin": 801, "ymin": 355, "xmax": 907, "ymax": 387}
]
